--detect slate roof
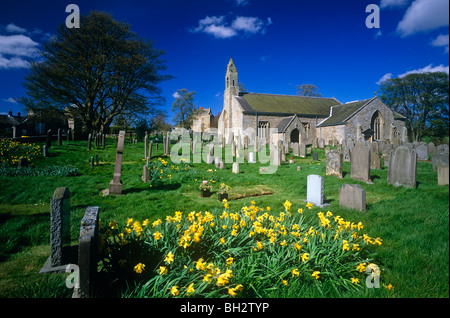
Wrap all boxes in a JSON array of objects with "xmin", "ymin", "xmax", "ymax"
[
  {"xmin": 235, "ymin": 93, "xmax": 341, "ymax": 117},
  {"xmin": 317, "ymin": 97, "xmax": 406, "ymax": 127}
]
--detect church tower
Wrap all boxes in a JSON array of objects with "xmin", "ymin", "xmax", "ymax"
[{"xmin": 222, "ymin": 58, "xmax": 238, "ymax": 140}]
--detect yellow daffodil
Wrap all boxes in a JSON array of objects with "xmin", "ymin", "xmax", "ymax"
[
  {"xmin": 170, "ymin": 286, "xmax": 180, "ymax": 296},
  {"xmin": 220, "ymin": 237, "xmax": 226, "ymax": 244},
  {"xmin": 306, "ymin": 202, "xmax": 313, "ymax": 209},
  {"xmin": 186, "ymin": 283, "xmax": 195, "ymax": 294},
  {"xmin": 153, "ymin": 231, "xmax": 163, "ymax": 240},
  {"xmin": 164, "ymin": 252, "xmax": 174, "ymax": 264},
  {"xmin": 301, "ymin": 253, "xmax": 309, "ymax": 263},
  {"xmin": 159, "ymin": 266, "xmax": 168, "ymax": 275},
  {"xmin": 356, "ymin": 263, "xmax": 366, "ymax": 273},
  {"xmin": 311, "ymin": 271, "xmax": 320, "ymax": 280},
  {"xmin": 292, "ymin": 268, "xmax": 300, "ymax": 277},
  {"xmin": 134, "ymin": 263, "xmax": 145, "ymax": 274},
  {"xmin": 351, "ymin": 277, "xmax": 360, "ymax": 284}
]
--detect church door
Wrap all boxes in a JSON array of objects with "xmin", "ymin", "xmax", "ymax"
[{"xmin": 290, "ymin": 128, "xmax": 299, "ymax": 143}]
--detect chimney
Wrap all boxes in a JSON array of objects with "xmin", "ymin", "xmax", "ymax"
[{"xmin": 8, "ymin": 109, "xmax": 12, "ymax": 117}]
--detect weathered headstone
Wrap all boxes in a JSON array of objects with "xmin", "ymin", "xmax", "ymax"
[
  {"xmin": 318, "ymin": 138, "xmax": 325, "ymax": 148},
  {"xmin": 427, "ymin": 142, "xmax": 436, "ymax": 155},
  {"xmin": 50, "ymin": 187, "xmax": 71, "ymax": 267},
  {"xmin": 437, "ymin": 161, "xmax": 449, "ymax": 186},
  {"xmin": 326, "ymin": 149, "xmax": 343, "ymax": 178},
  {"xmin": 73, "ymin": 206, "xmax": 99, "ymax": 298},
  {"xmin": 108, "ymin": 131, "xmax": 125, "ymax": 195},
  {"xmin": 232, "ymin": 162, "xmax": 239, "ymax": 174},
  {"xmin": 350, "ymin": 141, "xmax": 371, "ymax": 183},
  {"xmin": 90, "ymin": 156, "xmax": 94, "ymax": 168},
  {"xmin": 312, "ymin": 152, "xmax": 318, "ymax": 161},
  {"xmin": 144, "ymin": 133, "xmax": 148, "ymax": 160},
  {"xmin": 46, "ymin": 129, "xmax": 52, "ymax": 149},
  {"xmin": 387, "ymin": 146, "xmax": 417, "ymax": 188},
  {"xmin": 339, "ymin": 184, "xmax": 366, "ymax": 212},
  {"xmin": 142, "ymin": 165, "xmax": 149, "ymax": 182},
  {"xmin": 43, "ymin": 145, "xmax": 48, "ymax": 157},
  {"xmin": 415, "ymin": 144, "xmax": 428, "ymax": 161},
  {"xmin": 437, "ymin": 144, "xmax": 449, "ymax": 155},
  {"xmin": 57, "ymin": 129, "xmax": 62, "ymax": 146},
  {"xmin": 432, "ymin": 153, "xmax": 449, "ymax": 171},
  {"xmin": 370, "ymin": 152, "xmax": 382, "ymax": 169},
  {"xmin": 87, "ymin": 133, "xmax": 92, "ymax": 151},
  {"xmin": 248, "ymin": 152, "xmax": 256, "ymax": 163},
  {"xmin": 306, "ymin": 174, "xmax": 329, "ymax": 207},
  {"xmin": 299, "ymin": 143, "xmax": 306, "ymax": 158},
  {"xmin": 343, "ymin": 146, "xmax": 351, "ymax": 162}
]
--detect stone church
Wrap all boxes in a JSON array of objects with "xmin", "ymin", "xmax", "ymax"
[{"xmin": 216, "ymin": 58, "xmax": 406, "ymax": 145}]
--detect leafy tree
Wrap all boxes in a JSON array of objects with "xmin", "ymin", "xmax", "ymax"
[
  {"xmin": 378, "ymin": 72, "xmax": 449, "ymax": 142},
  {"xmin": 172, "ymin": 89, "xmax": 196, "ymax": 129},
  {"xmin": 18, "ymin": 11, "xmax": 172, "ymax": 136},
  {"xmin": 296, "ymin": 84, "xmax": 322, "ymax": 97}
]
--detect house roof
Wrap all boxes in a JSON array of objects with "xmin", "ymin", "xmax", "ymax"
[
  {"xmin": 0, "ymin": 114, "xmax": 26, "ymax": 126},
  {"xmin": 317, "ymin": 97, "xmax": 406, "ymax": 127},
  {"xmin": 235, "ymin": 93, "xmax": 341, "ymax": 117}
]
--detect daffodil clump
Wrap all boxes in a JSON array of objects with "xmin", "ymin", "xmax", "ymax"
[
  {"xmin": 100, "ymin": 200, "xmax": 387, "ymax": 298},
  {"xmin": 0, "ymin": 139, "xmax": 42, "ymax": 167},
  {"xmin": 147, "ymin": 157, "xmax": 193, "ymax": 187}
]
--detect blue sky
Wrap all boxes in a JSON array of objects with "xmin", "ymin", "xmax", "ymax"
[{"xmin": 0, "ymin": 0, "xmax": 448, "ymax": 124}]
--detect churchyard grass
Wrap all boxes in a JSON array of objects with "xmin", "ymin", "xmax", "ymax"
[{"xmin": 0, "ymin": 137, "xmax": 448, "ymax": 297}]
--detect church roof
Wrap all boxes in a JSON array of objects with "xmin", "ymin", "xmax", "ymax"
[
  {"xmin": 317, "ymin": 97, "xmax": 406, "ymax": 127},
  {"xmin": 235, "ymin": 93, "xmax": 341, "ymax": 117}
]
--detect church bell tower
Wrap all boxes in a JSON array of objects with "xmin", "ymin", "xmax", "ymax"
[{"xmin": 223, "ymin": 58, "xmax": 238, "ymax": 138}]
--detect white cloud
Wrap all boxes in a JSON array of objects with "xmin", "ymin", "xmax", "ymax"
[
  {"xmin": 431, "ymin": 33, "xmax": 449, "ymax": 53},
  {"xmin": 376, "ymin": 72, "xmax": 393, "ymax": 84},
  {"xmin": 172, "ymin": 91, "xmax": 181, "ymax": 99},
  {"xmin": 191, "ymin": 15, "xmax": 272, "ymax": 39},
  {"xmin": 397, "ymin": 0, "xmax": 449, "ymax": 37},
  {"xmin": 0, "ymin": 34, "xmax": 40, "ymax": 69},
  {"xmin": 2, "ymin": 97, "xmax": 18, "ymax": 103},
  {"xmin": 398, "ymin": 64, "xmax": 449, "ymax": 77},
  {"xmin": 380, "ymin": 0, "xmax": 409, "ymax": 9},
  {"xmin": 234, "ymin": 0, "xmax": 250, "ymax": 6},
  {"xmin": 6, "ymin": 23, "xmax": 27, "ymax": 33}
]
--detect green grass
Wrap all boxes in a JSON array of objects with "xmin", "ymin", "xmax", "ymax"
[{"xmin": 0, "ymin": 137, "xmax": 448, "ymax": 298}]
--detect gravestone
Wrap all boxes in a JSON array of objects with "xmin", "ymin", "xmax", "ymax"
[
  {"xmin": 50, "ymin": 187, "xmax": 71, "ymax": 267},
  {"xmin": 73, "ymin": 206, "xmax": 99, "ymax": 298},
  {"xmin": 427, "ymin": 142, "xmax": 436, "ymax": 155},
  {"xmin": 339, "ymin": 184, "xmax": 366, "ymax": 212},
  {"xmin": 232, "ymin": 162, "xmax": 239, "ymax": 174},
  {"xmin": 90, "ymin": 156, "xmax": 94, "ymax": 168},
  {"xmin": 248, "ymin": 152, "xmax": 256, "ymax": 163},
  {"xmin": 58, "ymin": 129, "xmax": 62, "ymax": 146},
  {"xmin": 306, "ymin": 174, "xmax": 329, "ymax": 207},
  {"xmin": 299, "ymin": 143, "xmax": 306, "ymax": 158},
  {"xmin": 142, "ymin": 165, "xmax": 149, "ymax": 182},
  {"xmin": 43, "ymin": 145, "xmax": 48, "ymax": 157},
  {"xmin": 144, "ymin": 133, "xmax": 148, "ymax": 160},
  {"xmin": 350, "ymin": 141, "xmax": 371, "ymax": 183},
  {"xmin": 437, "ymin": 161, "xmax": 449, "ymax": 186},
  {"xmin": 318, "ymin": 138, "xmax": 325, "ymax": 148},
  {"xmin": 326, "ymin": 149, "xmax": 343, "ymax": 178},
  {"xmin": 370, "ymin": 152, "xmax": 382, "ymax": 169},
  {"xmin": 415, "ymin": 144, "xmax": 428, "ymax": 161},
  {"xmin": 387, "ymin": 146, "xmax": 417, "ymax": 188},
  {"xmin": 312, "ymin": 152, "xmax": 318, "ymax": 161},
  {"xmin": 343, "ymin": 146, "xmax": 351, "ymax": 162},
  {"xmin": 46, "ymin": 129, "xmax": 52, "ymax": 149},
  {"xmin": 437, "ymin": 144, "xmax": 449, "ymax": 155},
  {"xmin": 67, "ymin": 129, "xmax": 71, "ymax": 142},
  {"xmin": 292, "ymin": 142, "xmax": 299, "ymax": 156},
  {"xmin": 432, "ymin": 153, "xmax": 449, "ymax": 171},
  {"xmin": 87, "ymin": 134, "xmax": 92, "ymax": 151},
  {"xmin": 109, "ymin": 131, "xmax": 125, "ymax": 195}
]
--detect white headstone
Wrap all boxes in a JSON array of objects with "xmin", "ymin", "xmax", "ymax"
[
  {"xmin": 306, "ymin": 174, "xmax": 329, "ymax": 207},
  {"xmin": 232, "ymin": 162, "xmax": 239, "ymax": 174},
  {"xmin": 248, "ymin": 152, "xmax": 256, "ymax": 163}
]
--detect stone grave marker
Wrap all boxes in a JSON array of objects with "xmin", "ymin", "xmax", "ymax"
[
  {"xmin": 299, "ymin": 143, "xmax": 306, "ymax": 158},
  {"xmin": 305, "ymin": 174, "xmax": 329, "ymax": 207},
  {"xmin": 232, "ymin": 162, "xmax": 239, "ymax": 174},
  {"xmin": 142, "ymin": 165, "xmax": 149, "ymax": 182},
  {"xmin": 427, "ymin": 142, "xmax": 436, "ymax": 155},
  {"xmin": 87, "ymin": 133, "xmax": 92, "ymax": 150},
  {"xmin": 339, "ymin": 184, "xmax": 366, "ymax": 212},
  {"xmin": 415, "ymin": 144, "xmax": 428, "ymax": 161},
  {"xmin": 370, "ymin": 152, "xmax": 382, "ymax": 169},
  {"xmin": 387, "ymin": 146, "xmax": 417, "ymax": 188},
  {"xmin": 312, "ymin": 152, "xmax": 318, "ymax": 161},
  {"xmin": 50, "ymin": 187, "xmax": 71, "ymax": 267},
  {"xmin": 437, "ymin": 144, "xmax": 449, "ymax": 155},
  {"xmin": 432, "ymin": 153, "xmax": 449, "ymax": 171},
  {"xmin": 108, "ymin": 130, "xmax": 125, "ymax": 195},
  {"xmin": 46, "ymin": 129, "xmax": 52, "ymax": 149},
  {"xmin": 350, "ymin": 141, "xmax": 371, "ymax": 183},
  {"xmin": 437, "ymin": 161, "xmax": 449, "ymax": 186},
  {"xmin": 326, "ymin": 149, "xmax": 343, "ymax": 178},
  {"xmin": 248, "ymin": 152, "xmax": 256, "ymax": 163}
]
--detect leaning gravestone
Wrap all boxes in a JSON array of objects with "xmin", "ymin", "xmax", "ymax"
[
  {"xmin": 339, "ymin": 184, "xmax": 366, "ymax": 212},
  {"xmin": 350, "ymin": 141, "xmax": 371, "ymax": 183},
  {"xmin": 387, "ymin": 146, "xmax": 417, "ymax": 188},
  {"xmin": 326, "ymin": 149, "xmax": 343, "ymax": 178},
  {"xmin": 108, "ymin": 131, "xmax": 125, "ymax": 195},
  {"xmin": 305, "ymin": 174, "xmax": 329, "ymax": 207}
]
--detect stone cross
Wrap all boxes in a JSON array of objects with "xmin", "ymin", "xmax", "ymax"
[{"xmin": 109, "ymin": 130, "xmax": 125, "ymax": 195}]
